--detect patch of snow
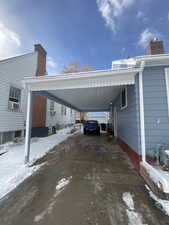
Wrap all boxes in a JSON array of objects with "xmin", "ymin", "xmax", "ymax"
[
  {"xmin": 0, "ymin": 141, "xmax": 17, "ymax": 155},
  {"xmin": 34, "ymin": 176, "xmax": 72, "ymax": 222},
  {"xmin": 0, "ymin": 165, "xmax": 41, "ymax": 200},
  {"xmin": 146, "ymin": 185, "xmax": 169, "ymax": 216},
  {"xmin": 122, "ymin": 192, "xmax": 134, "ymax": 210},
  {"xmin": 122, "ymin": 192, "xmax": 147, "ymax": 225},
  {"xmin": 165, "ymin": 150, "xmax": 169, "ymax": 157},
  {"xmin": 56, "ymin": 176, "xmax": 72, "ymax": 190},
  {"xmin": 126, "ymin": 210, "xmax": 145, "ymax": 225},
  {"xmin": 141, "ymin": 162, "xmax": 169, "ymax": 193},
  {"xmin": 0, "ymin": 127, "xmax": 78, "ymax": 200}
]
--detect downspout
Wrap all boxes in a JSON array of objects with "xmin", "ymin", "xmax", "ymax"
[{"xmin": 139, "ymin": 61, "xmax": 146, "ymax": 162}]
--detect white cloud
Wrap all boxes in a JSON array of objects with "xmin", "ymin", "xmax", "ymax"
[
  {"xmin": 136, "ymin": 11, "xmax": 148, "ymax": 22},
  {"xmin": 138, "ymin": 28, "xmax": 159, "ymax": 49},
  {"xmin": 47, "ymin": 56, "xmax": 57, "ymax": 69},
  {"xmin": 136, "ymin": 11, "xmax": 144, "ymax": 19},
  {"xmin": 97, "ymin": 0, "xmax": 134, "ymax": 33},
  {"xmin": 0, "ymin": 22, "xmax": 21, "ymax": 59}
]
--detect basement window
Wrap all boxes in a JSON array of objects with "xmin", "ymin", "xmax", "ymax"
[
  {"xmin": 121, "ymin": 87, "xmax": 128, "ymax": 110},
  {"xmin": 8, "ymin": 86, "xmax": 21, "ymax": 111}
]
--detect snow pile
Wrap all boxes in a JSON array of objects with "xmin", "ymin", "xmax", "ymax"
[
  {"xmin": 0, "ymin": 127, "xmax": 77, "ymax": 200},
  {"xmin": 122, "ymin": 192, "xmax": 146, "ymax": 225},
  {"xmin": 141, "ymin": 162, "xmax": 169, "ymax": 193},
  {"xmin": 146, "ymin": 185, "xmax": 169, "ymax": 216}
]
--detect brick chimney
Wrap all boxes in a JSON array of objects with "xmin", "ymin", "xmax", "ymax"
[
  {"xmin": 34, "ymin": 44, "xmax": 47, "ymax": 76},
  {"xmin": 32, "ymin": 44, "xmax": 47, "ymax": 131},
  {"xmin": 147, "ymin": 38, "xmax": 165, "ymax": 55}
]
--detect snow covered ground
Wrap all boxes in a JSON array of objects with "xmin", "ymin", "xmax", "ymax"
[
  {"xmin": 140, "ymin": 162, "xmax": 169, "ymax": 193},
  {"xmin": 141, "ymin": 162, "xmax": 169, "ymax": 216},
  {"xmin": 0, "ymin": 127, "xmax": 78, "ymax": 200},
  {"xmin": 122, "ymin": 192, "xmax": 146, "ymax": 225},
  {"xmin": 146, "ymin": 185, "xmax": 169, "ymax": 216}
]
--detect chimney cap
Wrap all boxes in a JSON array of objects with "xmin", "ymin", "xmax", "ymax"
[{"xmin": 34, "ymin": 44, "xmax": 47, "ymax": 56}]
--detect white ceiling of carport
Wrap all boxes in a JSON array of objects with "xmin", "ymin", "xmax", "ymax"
[{"xmin": 48, "ymin": 86, "xmax": 122, "ymax": 112}]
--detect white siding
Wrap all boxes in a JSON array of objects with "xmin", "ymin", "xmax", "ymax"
[
  {"xmin": 46, "ymin": 100, "xmax": 75, "ymax": 127},
  {"xmin": 86, "ymin": 114, "xmax": 108, "ymax": 124},
  {"xmin": 0, "ymin": 53, "xmax": 38, "ymax": 132}
]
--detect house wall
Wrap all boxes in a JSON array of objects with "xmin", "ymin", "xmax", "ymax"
[
  {"xmin": 143, "ymin": 66, "xmax": 169, "ymax": 151},
  {"xmin": 111, "ymin": 65, "xmax": 169, "ymax": 161},
  {"xmin": 86, "ymin": 114, "xmax": 108, "ymax": 124},
  {"xmin": 46, "ymin": 100, "xmax": 75, "ymax": 129},
  {"xmin": 112, "ymin": 78, "xmax": 140, "ymax": 154},
  {"xmin": 0, "ymin": 53, "xmax": 38, "ymax": 135}
]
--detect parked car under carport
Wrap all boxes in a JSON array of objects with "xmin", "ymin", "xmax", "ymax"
[{"xmin": 83, "ymin": 120, "xmax": 100, "ymax": 135}]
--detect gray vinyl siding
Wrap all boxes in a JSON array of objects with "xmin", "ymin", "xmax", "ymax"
[
  {"xmin": 143, "ymin": 66, "xmax": 169, "ymax": 150},
  {"xmin": 114, "ymin": 76, "xmax": 140, "ymax": 154}
]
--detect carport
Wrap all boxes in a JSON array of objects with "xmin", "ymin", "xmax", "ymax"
[{"xmin": 22, "ymin": 67, "xmax": 145, "ymax": 164}]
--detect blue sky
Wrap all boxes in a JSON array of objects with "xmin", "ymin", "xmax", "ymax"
[{"xmin": 0, "ymin": 0, "xmax": 169, "ymax": 74}]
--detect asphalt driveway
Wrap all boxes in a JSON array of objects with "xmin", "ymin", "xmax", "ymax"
[{"xmin": 0, "ymin": 133, "xmax": 168, "ymax": 225}]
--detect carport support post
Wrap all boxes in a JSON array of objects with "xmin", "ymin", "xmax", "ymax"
[
  {"xmin": 139, "ymin": 61, "xmax": 146, "ymax": 162},
  {"xmin": 24, "ymin": 90, "xmax": 32, "ymax": 164}
]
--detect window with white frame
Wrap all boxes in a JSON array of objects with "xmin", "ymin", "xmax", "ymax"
[
  {"xmin": 61, "ymin": 105, "xmax": 67, "ymax": 116},
  {"xmin": 50, "ymin": 101, "xmax": 54, "ymax": 111},
  {"xmin": 121, "ymin": 87, "xmax": 127, "ymax": 110},
  {"xmin": 8, "ymin": 86, "xmax": 21, "ymax": 111},
  {"xmin": 61, "ymin": 105, "xmax": 64, "ymax": 115},
  {"xmin": 64, "ymin": 106, "xmax": 67, "ymax": 116},
  {"xmin": 50, "ymin": 101, "xmax": 56, "ymax": 116}
]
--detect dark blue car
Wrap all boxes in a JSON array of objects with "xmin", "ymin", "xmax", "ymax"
[{"xmin": 83, "ymin": 120, "xmax": 100, "ymax": 135}]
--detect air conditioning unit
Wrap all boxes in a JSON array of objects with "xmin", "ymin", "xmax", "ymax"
[
  {"xmin": 9, "ymin": 101, "xmax": 19, "ymax": 111},
  {"xmin": 50, "ymin": 110, "xmax": 56, "ymax": 116}
]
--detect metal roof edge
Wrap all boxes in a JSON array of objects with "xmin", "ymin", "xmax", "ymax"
[{"xmin": 22, "ymin": 67, "xmax": 141, "ymax": 85}]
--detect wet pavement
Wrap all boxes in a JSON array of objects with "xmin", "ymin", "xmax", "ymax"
[{"xmin": 0, "ymin": 133, "xmax": 168, "ymax": 225}]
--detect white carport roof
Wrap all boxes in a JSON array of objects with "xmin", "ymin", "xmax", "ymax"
[{"xmin": 22, "ymin": 68, "xmax": 140, "ymax": 112}]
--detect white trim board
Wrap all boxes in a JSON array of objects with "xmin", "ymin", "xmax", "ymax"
[{"xmin": 165, "ymin": 68, "xmax": 169, "ymax": 117}]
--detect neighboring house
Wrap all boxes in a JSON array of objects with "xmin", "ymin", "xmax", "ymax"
[
  {"xmin": 75, "ymin": 112, "xmax": 88, "ymax": 123},
  {"xmin": 46, "ymin": 100, "xmax": 75, "ymax": 132},
  {"xmin": 87, "ymin": 112, "xmax": 108, "ymax": 124},
  {"xmin": 0, "ymin": 47, "xmax": 39, "ymax": 144},
  {"xmin": 0, "ymin": 44, "xmax": 75, "ymax": 144}
]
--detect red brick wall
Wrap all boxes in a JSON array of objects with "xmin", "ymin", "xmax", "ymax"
[
  {"xmin": 147, "ymin": 39, "xmax": 165, "ymax": 55},
  {"xmin": 32, "ymin": 44, "xmax": 47, "ymax": 128}
]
